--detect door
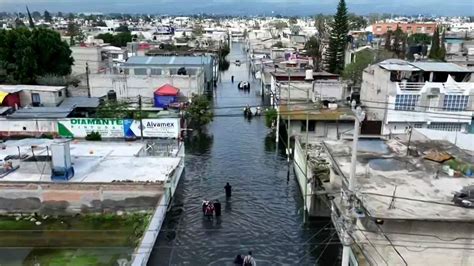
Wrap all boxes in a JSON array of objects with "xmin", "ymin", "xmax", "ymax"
[{"xmin": 31, "ymin": 93, "xmax": 41, "ymax": 107}]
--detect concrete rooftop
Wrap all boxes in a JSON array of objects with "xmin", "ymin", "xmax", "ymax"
[
  {"xmin": 0, "ymin": 140, "xmax": 181, "ymax": 183},
  {"xmin": 324, "ymin": 138, "xmax": 474, "ymax": 221}
]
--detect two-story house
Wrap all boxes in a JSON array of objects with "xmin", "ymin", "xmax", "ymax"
[{"xmin": 361, "ymin": 59, "xmax": 473, "ymax": 135}]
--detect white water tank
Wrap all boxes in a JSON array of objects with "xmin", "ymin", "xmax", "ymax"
[
  {"xmin": 328, "ymin": 103, "xmax": 338, "ymax": 110},
  {"xmin": 305, "ymin": 69, "xmax": 314, "ymax": 81},
  {"xmin": 51, "ymin": 142, "xmax": 72, "ymax": 170}
]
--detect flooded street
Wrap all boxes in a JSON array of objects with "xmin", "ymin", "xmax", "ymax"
[{"xmin": 148, "ymin": 43, "xmax": 341, "ymax": 265}]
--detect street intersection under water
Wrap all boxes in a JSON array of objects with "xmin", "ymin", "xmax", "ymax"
[{"xmin": 148, "ymin": 43, "xmax": 341, "ymax": 265}]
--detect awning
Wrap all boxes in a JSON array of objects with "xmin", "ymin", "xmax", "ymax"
[{"xmin": 0, "ymin": 91, "xmax": 8, "ymax": 104}]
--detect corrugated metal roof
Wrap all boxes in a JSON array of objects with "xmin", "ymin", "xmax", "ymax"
[
  {"xmin": 124, "ymin": 56, "xmax": 213, "ymax": 66},
  {"xmin": 409, "ymin": 62, "xmax": 471, "ymax": 72},
  {"xmin": 59, "ymin": 97, "xmax": 100, "ymax": 109},
  {"xmin": 8, "ymin": 107, "xmax": 73, "ymax": 119},
  {"xmin": 378, "ymin": 59, "xmax": 420, "ymax": 71}
]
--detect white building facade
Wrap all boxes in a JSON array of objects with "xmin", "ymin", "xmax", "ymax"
[{"xmin": 361, "ymin": 59, "xmax": 474, "ymax": 135}]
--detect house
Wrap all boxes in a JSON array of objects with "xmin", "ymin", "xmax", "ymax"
[
  {"xmin": 323, "ymin": 138, "xmax": 474, "ymax": 265},
  {"xmin": 88, "ymin": 55, "xmax": 215, "ymax": 101},
  {"xmin": 0, "ymin": 85, "xmax": 67, "ymax": 108},
  {"xmin": 361, "ymin": 59, "xmax": 474, "ymax": 135},
  {"xmin": 371, "ymin": 22, "xmax": 437, "ymax": 37}
]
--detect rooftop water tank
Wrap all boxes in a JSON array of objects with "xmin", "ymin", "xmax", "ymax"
[
  {"xmin": 305, "ymin": 69, "xmax": 314, "ymax": 81},
  {"xmin": 107, "ymin": 90, "xmax": 117, "ymax": 101}
]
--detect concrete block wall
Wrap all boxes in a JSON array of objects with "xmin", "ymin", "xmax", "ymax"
[{"xmin": 0, "ymin": 182, "xmax": 164, "ymax": 214}]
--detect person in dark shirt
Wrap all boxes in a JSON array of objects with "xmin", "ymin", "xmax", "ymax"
[
  {"xmin": 214, "ymin": 199, "xmax": 221, "ymax": 217},
  {"xmin": 225, "ymin": 182, "xmax": 232, "ymax": 197},
  {"xmin": 234, "ymin": 254, "xmax": 244, "ymax": 265}
]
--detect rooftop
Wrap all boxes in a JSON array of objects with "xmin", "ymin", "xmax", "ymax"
[
  {"xmin": 279, "ymin": 103, "xmax": 354, "ymax": 121},
  {"xmin": 378, "ymin": 59, "xmax": 472, "ymax": 72},
  {"xmin": 0, "ymin": 140, "xmax": 181, "ymax": 183},
  {"xmin": 123, "ymin": 55, "xmax": 213, "ymax": 67},
  {"xmin": 8, "ymin": 107, "xmax": 73, "ymax": 119},
  {"xmin": 324, "ymin": 138, "xmax": 474, "ymax": 221},
  {"xmin": 59, "ymin": 96, "xmax": 101, "ymax": 109},
  {"xmin": 0, "ymin": 85, "xmax": 65, "ymax": 93}
]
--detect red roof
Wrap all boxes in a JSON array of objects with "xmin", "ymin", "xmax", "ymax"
[{"xmin": 154, "ymin": 84, "xmax": 180, "ymax": 96}]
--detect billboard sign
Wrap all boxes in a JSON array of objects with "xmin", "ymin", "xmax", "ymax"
[
  {"xmin": 58, "ymin": 118, "xmax": 124, "ymax": 138},
  {"xmin": 123, "ymin": 118, "xmax": 180, "ymax": 139}
]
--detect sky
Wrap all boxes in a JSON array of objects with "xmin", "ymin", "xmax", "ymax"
[{"xmin": 1, "ymin": 0, "xmax": 473, "ymax": 16}]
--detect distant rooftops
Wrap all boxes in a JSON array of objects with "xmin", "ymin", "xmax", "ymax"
[
  {"xmin": 123, "ymin": 55, "xmax": 213, "ymax": 67},
  {"xmin": 378, "ymin": 59, "xmax": 471, "ymax": 73}
]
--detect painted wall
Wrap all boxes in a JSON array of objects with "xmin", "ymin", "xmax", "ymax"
[
  {"xmin": 88, "ymin": 73, "xmax": 205, "ymax": 99},
  {"xmin": 19, "ymin": 88, "xmax": 66, "ymax": 107},
  {"xmin": 0, "ymin": 182, "xmax": 164, "ymax": 214}
]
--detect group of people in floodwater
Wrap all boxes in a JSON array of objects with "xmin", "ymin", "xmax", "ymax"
[{"xmin": 201, "ymin": 183, "xmax": 257, "ymax": 265}]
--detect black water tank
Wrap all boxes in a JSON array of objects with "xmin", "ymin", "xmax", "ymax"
[{"xmin": 107, "ymin": 90, "xmax": 117, "ymax": 101}]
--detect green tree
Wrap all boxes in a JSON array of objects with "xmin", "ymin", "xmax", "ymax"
[
  {"xmin": 326, "ymin": 0, "xmax": 349, "ymax": 74},
  {"xmin": 342, "ymin": 49, "xmax": 374, "ymax": 86},
  {"xmin": 57, "ymin": 12, "xmax": 63, "ymax": 18},
  {"xmin": 428, "ymin": 26, "xmax": 446, "ymax": 61},
  {"xmin": 305, "ymin": 36, "xmax": 322, "ymax": 71},
  {"xmin": 348, "ymin": 13, "xmax": 367, "ymax": 30},
  {"xmin": 289, "ymin": 17, "xmax": 298, "ymax": 25},
  {"xmin": 384, "ymin": 30, "xmax": 392, "ymax": 51},
  {"xmin": 96, "ymin": 101, "xmax": 132, "ymax": 118},
  {"xmin": 407, "ymin": 33, "xmax": 432, "ymax": 45},
  {"xmin": 0, "ymin": 28, "xmax": 73, "ymax": 84},
  {"xmin": 192, "ymin": 25, "xmax": 203, "ymax": 36},
  {"xmin": 264, "ymin": 108, "xmax": 277, "ymax": 129},
  {"xmin": 186, "ymin": 94, "xmax": 213, "ymax": 130},
  {"xmin": 32, "ymin": 11, "xmax": 41, "ymax": 20},
  {"xmin": 392, "ymin": 26, "xmax": 406, "ymax": 58},
  {"xmin": 115, "ymin": 24, "xmax": 130, "ymax": 33},
  {"xmin": 43, "ymin": 10, "xmax": 52, "ymax": 23},
  {"xmin": 96, "ymin": 32, "xmax": 132, "ymax": 47},
  {"xmin": 66, "ymin": 22, "xmax": 80, "ymax": 45}
]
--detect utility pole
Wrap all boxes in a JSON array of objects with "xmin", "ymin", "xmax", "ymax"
[
  {"xmin": 342, "ymin": 101, "xmax": 365, "ymax": 266},
  {"xmin": 275, "ymin": 83, "xmax": 281, "ymax": 144},
  {"xmin": 406, "ymin": 125, "xmax": 413, "ymax": 156},
  {"xmin": 138, "ymin": 94, "xmax": 144, "ymax": 141},
  {"xmin": 304, "ymin": 87, "xmax": 310, "ymax": 223},
  {"xmin": 86, "ymin": 62, "xmax": 91, "ymax": 98},
  {"xmin": 287, "ymin": 70, "xmax": 291, "ymax": 163}
]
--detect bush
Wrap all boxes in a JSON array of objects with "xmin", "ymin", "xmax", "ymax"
[
  {"xmin": 265, "ymin": 108, "xmax": 277, "ymax": 128},
  {"xmin": 85, "ymin": 131, "xmax": 102, "ymax": 141}
]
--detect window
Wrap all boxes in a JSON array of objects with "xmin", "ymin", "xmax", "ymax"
[
  {"xmin": 406, "ymin": 26, "xmax": 412, "ymax": 30},
  {"xmin": 58, "ymin": 91, "xmax": 62, "ymax": 97},
  {"xmin": 301, "ymin": 120, "xmax": 316, "ymax": 132},
  {"xmin": 31, "ymin": 93, "xmax": 41, "ymax": 107},
  {"xmin": 395, "ymin": 94, "xmax": 420, "ymax": 111},
  {"xmin": 134, "ymin": 68, "xmax": 147, "ymax": 75},
  {"xmin": 150, "ymin": 68, "xmax": 162, "ymax": 75},
  {"xmin": 387, "ymin": 26, "xmax": 392, "ymax": 31},
  {"xmin": 427, "ymin": 123, "xmax": 463, "ymax": 132},
  {"xmin": 376, "ymin": 26, "xmax": 382, "ymax": 32},
  {"xmin": 443, "ymin": 95, "xmax": 469, "ymax": 111},
  {"xmin": 413, "ymin": 123, "xmax": 423, "ymax": 128},
  {"xmin": 416, "ymin": 27, "xmax": 422, "ymax": 32},
  {"xmin": 427, "ymin": 27, "xmax": 433, "ymax": 31}
]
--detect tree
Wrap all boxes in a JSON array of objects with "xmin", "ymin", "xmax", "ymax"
[
  {"xmin": 289, "ymin": 17, "xmax": 298, "ymax": 25},
  {"xmin": 384, "ymin": 30, "xmax": 392, "ymax": 51},
  {"xmin": 96, "ymin": 101, "xmax": 133, "ymax": 118},
  {"xmin": 325, "ymin": 0, "xmax": 349, "ymax": 74},
  {"xmin": 392, "ymin": 26, "xmax": 406, "ymax": 58},
  {"xmin": 96, "ymin": 32, "xmax": 132, "ymax": 47},
  {"xmin": 0, "ymin": 28, "xmax": 73, "ymax": 84},
  {"xmin": 186, "ymin": 94, "xmax": 213, "ymax": 130},
  {"xmin": 32, "ymin": 11, "xmax": 41, "ymax": 20},
  {"xmin": 305, "ymin": 36, "xmax": 322, "ymax": 71},
  {"xmin": 192, "ymin": 25, "xmax": 203, "ymax": 36},
  {"xmin": 66, "ymin": 22, "xmax": 80, "ymax": 45},
  {"xmin": 348, "ymin": 13, "xmax": 367, "ymax": 30},
  {"xmin": 115, "ymin": 24, "xmax": 130, "ymax": 33},
  {"xmin": 264, "ymin": 108, "xmax": 277, "ymax": 129},
  {"xmin": 43, "ymin": 10, "xmax": 52, "ymax": 23},
  {"xmin": 57, "ymin": 12, "xmax": 63, "ymax": 18},
  {"xmin": 428, "ymin": 26, "xmax": 445, "ymax": 61},
  {"xmin": 407, "ymin": 33, "xmax": 432, "ymax": 45},
  {"xmin": 342, "ymin": 49, "xmax": 374, "ymax": 86}
]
